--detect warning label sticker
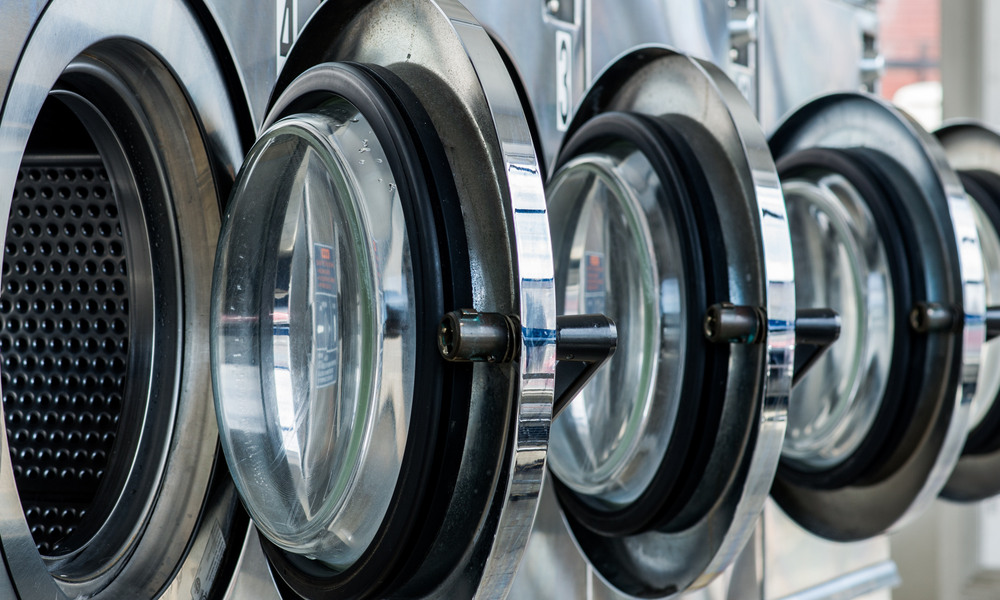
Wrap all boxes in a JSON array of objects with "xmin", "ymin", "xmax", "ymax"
[
  {"xmin": 190, "ymin": 522, "xmax": 226, "ymax": 600},
  {"xmin": 314, "ymin": 243, "xmax": 339, "ymax": 389},
  {"xmin": 583, "ymin": 251, "xmax": 606, "ymax": 314}
]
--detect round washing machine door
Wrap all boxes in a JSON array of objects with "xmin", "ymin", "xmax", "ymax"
[
  {"xmin": 935, "ymin": 122, "xmax": 1000, "ymax": 502},
  {"xmin": 210, "ymin": 1, "xmax": 555, "ymax": 599},
  {"xmin": 769, "ymin": 94, "xmax": 985, "ymax": 540},
  {"xmin": 0, "ymin": 0, "xmax": 254, "ymax": 598},
  {"xmin": 542, "ymin": 47, "xmax": 795, "ymax": 598}
]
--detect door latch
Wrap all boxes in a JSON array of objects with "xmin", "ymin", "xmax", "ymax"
[
  {"xmin": 704, "ymin": 303, "xmax": 841, "ymax": 385},
  {"xmin": 437, "ymin": 309, "xmax": 617, "ymax": 419}
]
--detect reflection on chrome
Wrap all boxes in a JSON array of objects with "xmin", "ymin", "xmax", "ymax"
[{"xmin": 968, "ymin": 197, "xmax": 1000, "ymax": 431}]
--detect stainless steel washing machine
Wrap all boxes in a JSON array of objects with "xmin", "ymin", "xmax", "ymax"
[
  {"xmin": 0, "ymin": 1, "xmax": 261, "ymax": 598},
  {"xmin": 770, "ymin": 93, "xmax": 982, "ymax": 542},
  {"xmin": 749, "ymin": 2, "xmax": 996, "ymax": 598},
  {"xmin": 758, "ymin": 2, "xmax": 988, "ymax": 598},
  {"xmin": 204, "ymin": 0, "xmax": 572, "ymax": 598},
  {"xmin": 765, "ymin": 92, "xmax": 984, "ymax": 600},
  {"xmin": 466, "ymin": 2, "xmax": 798, "ymax": 598}
]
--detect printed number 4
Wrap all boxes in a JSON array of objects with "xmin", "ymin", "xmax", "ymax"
[{"xmin": 279, "ymin": 0, "xmax": 295, "ymax": 57}]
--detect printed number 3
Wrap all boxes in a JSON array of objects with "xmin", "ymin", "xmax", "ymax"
[{"xmin": 555, "ymin": 31, "xmax": 572, "ymax": 131}]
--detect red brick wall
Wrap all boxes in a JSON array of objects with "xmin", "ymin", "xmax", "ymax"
[{"xmin": 878, "ymin": 0, "xmax": 940, "ymax": 100}]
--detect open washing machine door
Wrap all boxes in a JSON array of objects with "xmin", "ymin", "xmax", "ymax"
[
  {"xmin": 0, "ymin": 0, "xmax": 256, "ymax": 598},
  {"xmin": 210, "ymin": 1, "xmax": 557, "ymax": 598},
  {"xmin": 935, "ymin": 122, "xmax": 1000, "ymax": 502},
  {"xmin": 538, "ymin": 46, "xmax": 795, "ymax": 598},
  {"xmin": 769, "ymin": 94, "xmax": 985, "ymax": 540}
]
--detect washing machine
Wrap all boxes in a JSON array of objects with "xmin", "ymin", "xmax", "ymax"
[
  {"xmin": 770, "ymin": 93, "xmax": 983, "ymax": 541},
  {"xmin": 206, "ymin": 0, "xmax": 585, "ymax": 598},
  {"xmin": 757, "ymin": 2, "xmax": 986, "ymax": 598},
  {"xmin": 0, "ymin": 0, "xmax": 263, "ymax": 598},
  {"xmin": 763, "ymin": 92, "xmax": 985, "ymax": 600},
  {"xmin": 464, "ymin": 1, "xmax": 797, "ymax": 598}
]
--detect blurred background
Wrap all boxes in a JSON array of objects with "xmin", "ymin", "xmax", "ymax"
[{"xmin": 879, "ymin": 2, "xmax": 1000, "ymax": 598}]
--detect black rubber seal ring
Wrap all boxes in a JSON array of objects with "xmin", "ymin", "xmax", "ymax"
[
  {"xmin": 957, "ymin": 169, "xmax": 1000, "ymax": 455},
  {"xmin": 255, "ymin": 62, "xmax": 473, "ymax": 600},
  {"xmin": 774, "ymin": 146, "xmax": 925, "ymax": 490},
  {"xmin": 647, "ymin": 114, "xmax": 733, "ymax": 533},
  {"xmin": 548, "ymin": 110, "xmax": 730, "ymax": 537}
]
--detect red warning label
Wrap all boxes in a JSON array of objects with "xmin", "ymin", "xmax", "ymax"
[
  {"xmin": 314, "ymin": 243, "xmax": 338, "ymax": 389},
  {"xmin": 584, "ymin": 251, "xmax": 606, "ymax": 314},
  {"xmin": 315, "ymin": 244, "xmax": 337, "ymax": 293}
]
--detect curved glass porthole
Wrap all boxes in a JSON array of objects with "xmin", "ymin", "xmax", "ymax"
[
  {"xmin": 547, "ymin": 136, "xmax": 687, "ymax": 511},
  {"xmin": 778, "ymin": 151, "xmax": 901, "ymax": 477},
  {"xmin": 214, "ymin": 98, "xmax": 415, "ymax": 569}
]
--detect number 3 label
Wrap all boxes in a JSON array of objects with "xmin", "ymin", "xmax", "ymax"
[{"xmin": 555, "ymin": 30, "xmax": 572, "ymax": 132}]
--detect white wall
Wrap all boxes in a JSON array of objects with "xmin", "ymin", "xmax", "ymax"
[{"xmin": 940, "ymin": 0, "xmax": 1000, "ymax": 127}]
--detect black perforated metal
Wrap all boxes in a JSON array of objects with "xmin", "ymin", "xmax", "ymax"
[{"xmin": 2, "ymin": 157, "xmax": 129, "ymax": 554}]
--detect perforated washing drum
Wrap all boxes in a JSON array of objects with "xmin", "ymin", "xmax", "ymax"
[{"xmin": 2, "ymin": 157, "xmax": 130, "ymax": 555}]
